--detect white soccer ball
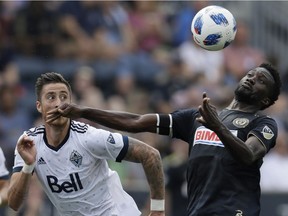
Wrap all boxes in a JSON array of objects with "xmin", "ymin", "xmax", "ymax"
[{"xmin": 191, "ymin": 5, "xmax": 237, "ymax": 51}]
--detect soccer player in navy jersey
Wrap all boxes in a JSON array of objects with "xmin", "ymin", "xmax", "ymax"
[
  {"xmin": 46, "ymin": 62, "xmax": 282, "ymax": 216},
  {"xmin": 8, "ymin": 72, "xmax": 165, "ymax": 216}
]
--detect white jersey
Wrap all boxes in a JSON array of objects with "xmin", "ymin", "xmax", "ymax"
[
  {"xmin": 0, "ymin": 147, "xmax": 9, "ymax": 180},
  {"xmin": 13, "ymin": 120, "xmax": 141, "ymax": 216}
]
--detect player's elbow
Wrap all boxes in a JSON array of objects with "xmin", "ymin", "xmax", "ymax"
[
  {"xmin": 8, "ymin": 191, "xmax": 21, "ymax": 211},
  {"xmin": 150, "ymin": 148, "xmax": 162, "ymax": 163},
  {"xmin": 8, "ymin": 200, "xmax": 21, "ymax": 212},
  {"xmin": 238, "ymin": 153, "xmax": 259, "ymax": 166}
]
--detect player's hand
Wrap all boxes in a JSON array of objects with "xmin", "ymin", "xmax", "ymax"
[
  {"xmin": 148, "ymin": 211, "xmax": 165, "ymax": 216},
  {"xmin": 46, "ymin": 103, "xmax": 82, "ymax": 123},
  {"xmin": 17, "ymin": 134, "xmax": 36, "ymax": 165},
  {"xmin": 196, "ymin": 92, "xmax": 220, "ymax": 131}
]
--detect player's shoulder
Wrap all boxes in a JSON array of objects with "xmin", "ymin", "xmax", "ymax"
[
  {"xmin": 247, "ymin": 112, "xmax": 278, "ymax": 130},
  {"xmin": 26, "ymin": 125, "xmax": 45, "ymax": 137},
  {"xmin": 254, "ymin": 112, "xmax": 276, "ymax": 122},
  {"xmin": 70, "ymin": 120, "xmax": 89, "ymax": 134}
]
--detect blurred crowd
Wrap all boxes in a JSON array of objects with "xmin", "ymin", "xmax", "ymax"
[{"xmin": 0, "ymin": 1, "xmax": 288, "ymax": 216}]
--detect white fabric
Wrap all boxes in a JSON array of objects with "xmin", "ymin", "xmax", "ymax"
[
  {"xmin": 13, "ymin": 120, "xmax": 140, "ymax": 216},
  {"xmin": 0, "ymin": 148, "xmax": 9, "ymax": 178}
]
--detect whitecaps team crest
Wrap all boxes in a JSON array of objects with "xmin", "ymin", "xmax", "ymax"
[
  {"xmin": 261, "ymin": 125, "xmax": 274, "ymax": 140},
  {"xmin": 70, "ymin": 150, "xmax": 82, "ymax": 167},
  {"xmin": 232, "ymin": 118, "xmax": 249, "ymax": 128}
]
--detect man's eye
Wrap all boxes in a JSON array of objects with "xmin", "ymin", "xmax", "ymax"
[
  {"xmin": 60, "ymin": 95, "xmax": 67, "ymax": 100},
  {"xmin": 47, "ymin": 95, "xmax": 54, "ymax": 100}
]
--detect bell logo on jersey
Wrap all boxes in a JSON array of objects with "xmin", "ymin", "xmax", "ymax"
[
  {"xmin": 194, "ymin": 126, "xmax": 237, "ymax": 147},
  {"xmin": 47, "ymin": 173, "xmax": 83, "ymax": 193}
]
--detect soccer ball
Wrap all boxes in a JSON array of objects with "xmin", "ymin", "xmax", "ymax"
[{"xmin": 191, "ymin": 5, "xmax": 237, "ymax": 51}]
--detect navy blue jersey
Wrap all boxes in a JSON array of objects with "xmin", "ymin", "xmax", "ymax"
[{"xmin": 170, "ymin": 108, "xmax": 277, "ymax": 216}]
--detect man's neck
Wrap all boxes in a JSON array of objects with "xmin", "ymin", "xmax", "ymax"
[
  {"xmin": 226, "ymin": 99, "xmax": 259, "ymax": 113},
  {"xmin": 45, "ymin": 121, "xmax": 70, "ymax": 147}
]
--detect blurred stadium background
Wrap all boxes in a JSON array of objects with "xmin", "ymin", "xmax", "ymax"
[{"xmin": 0, "ymin": 1, "xmax": 288, "ymax": 216}]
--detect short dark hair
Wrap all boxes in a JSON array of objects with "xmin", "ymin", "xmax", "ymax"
[
  {"xmin": 259, "ymin": 62, "xmax": 282, "ymax": 109},
  {"xmin": 35, "ymin": 72, "xmax": 72, "ymax": 101}
]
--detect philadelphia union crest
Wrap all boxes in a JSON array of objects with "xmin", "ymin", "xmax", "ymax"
[
  {"xmin": 70, "ymin": 150, "xmax": 82, "ymax": 167},
  {"xmin": 232, "ymin": 118, "xmax": 249, "ymax": 128}
]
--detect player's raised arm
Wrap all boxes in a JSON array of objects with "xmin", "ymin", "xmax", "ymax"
[
  {"xmin": 124, "ymin": 137, "xmax": 165, "ymax": 216},
  {"xmin": 46, "ymin": 103, "xmax": 158, "ymax": 133},
  {"xmin": 8, "ymin": 134, "xmax": 36, "ymax": 211}
]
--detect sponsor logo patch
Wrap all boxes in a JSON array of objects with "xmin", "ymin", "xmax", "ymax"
[
  {"xmin": 261, "ymin": 125, "xmax": 274, "ymax": 140},
  {"xmin": 194, "ymin": 126, "xmax": 238, "ymax": 147},
  {"xmin": 47, "ymin": 173, "xmax": 83, "ymax": 193}
]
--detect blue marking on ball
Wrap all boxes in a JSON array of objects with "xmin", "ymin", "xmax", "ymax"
[
  {"xmin": 194, "ymin": 15, "xmax": 203, "ymax": 35},
  {"xmin": 210, "ymin": 13, "xmax": 228, "ymax": 26},
  {"xmin": 203, "ymin": 33, "xmax": 222, "ymax": 45}
]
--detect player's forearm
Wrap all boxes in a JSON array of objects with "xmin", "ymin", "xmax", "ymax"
[
  {"xmin": 8, "ymin": 173, "xmax": 32, "ymax": 211},
  {"xmin": 141, "ymin": 149, "xmax": 165, "ymax": 200},
  {"xmin": 124, "ymin": 138, "xmax": 165, "ymax": 198},
  {"xmin": 81, "ymin": 108, "xmax": 149, "ymax": 132},
  {"xmin": 215, "ymin": 125, "xmax": 255, "ymax": 165}
]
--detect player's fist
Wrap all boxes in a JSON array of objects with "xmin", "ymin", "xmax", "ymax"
[{"xmin": 17, "ymin": 133, "xmax": 36, "ymax": 165}]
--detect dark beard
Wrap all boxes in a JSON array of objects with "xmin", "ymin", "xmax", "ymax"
[{"xmin": 234, "ymin": 86, "xmax": 256, "ymax": 104}]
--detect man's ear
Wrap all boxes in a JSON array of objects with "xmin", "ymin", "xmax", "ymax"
[
  {"xmin": 262, "ymin": 98, "xmax": 271, "ymax": 106},
  {"xmin": 36, "ymin": 101, "xmax": 42, "ymax": 113}
]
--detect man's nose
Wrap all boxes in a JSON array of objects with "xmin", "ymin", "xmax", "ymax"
[
  {"xmin": 55, "ymin": 97, "xmax": 62, "ymax": 108},
  {"xmin": 247, "ymin": 76, "xmax": 256, "ymax": 85}
]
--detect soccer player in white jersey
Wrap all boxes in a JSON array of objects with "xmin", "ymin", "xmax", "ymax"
[
  {"xmin": 8, "ymin": 72, "xmax": 165, "ymax": 216},
  {"xmin": 0, "ymin": 147, "xmax": 9, "ymax": 207}
]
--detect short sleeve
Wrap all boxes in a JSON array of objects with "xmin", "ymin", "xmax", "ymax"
[
  {"xmin": 248, "ymin": 117, "xmax": 278, "ymax": 153},
  {"xmin": 83, "ymin": 126, "xmax": 129, "ymax": 162},
  {"xmin": 171, "ymin": 109, "xmax": 198, "ymax": 142},
  {"xmin": 12, "ymin": 146, "xmax": 26, "ymax": 173}
]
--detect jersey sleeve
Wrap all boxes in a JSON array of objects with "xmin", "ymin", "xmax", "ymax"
[
  {"xmin": 171, "ymin": 109, "xmax": 198, "ymax": 142},
  {"xmin": 0, "ymin": 148, "xmax": 9, "ymax": 179},
  {"xmin": 83, "ymin": 126, "xmax": 129, "ymax": 162},
  {"xmin": 248, "ymin": 116, "xmax": 278, "ymax": 153},
  {"xmin": 12, "ymin": 147, "xmax": 25, "ymax": 173}
]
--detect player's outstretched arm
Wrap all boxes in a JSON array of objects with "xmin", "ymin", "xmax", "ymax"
[
  {"xmin": 124, "ymin": 137, "xmax": 165, "ymax": 216},
  {"xmin": 46, "ymin": 103, "xmax": 158, "ymax": 133},
  {"xmin": 8, "ymin": 134, "xmax": 36, "ymax": 211}
]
